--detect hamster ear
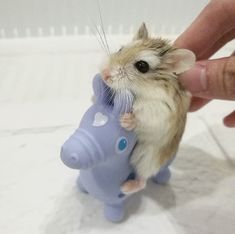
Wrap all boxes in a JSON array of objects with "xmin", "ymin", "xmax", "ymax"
[
  {"xmin": 133, "ymin": 23, "xmax": 149, "ymax": 40},
  {"xmin": 163, "ymin": 49, "xmax": 196, "ymax": 74}
]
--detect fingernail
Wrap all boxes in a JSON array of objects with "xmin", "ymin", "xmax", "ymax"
[{"xmin": 179, "ymin": 63, "xmax": 207, "ymax": 93}]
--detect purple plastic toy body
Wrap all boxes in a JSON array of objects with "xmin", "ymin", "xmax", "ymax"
[{"xmin": 61, "ymin": 74, "xmax": 173, "ymax": 222}]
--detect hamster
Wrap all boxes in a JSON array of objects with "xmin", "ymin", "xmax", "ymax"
[{"xmin": 100, "ymin": 23, "xmax": 195, "ymax": 194}]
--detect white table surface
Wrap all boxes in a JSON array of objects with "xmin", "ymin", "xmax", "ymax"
[{"xmin": 0, "ymin": 35, "xmax": 234, "ymax": 234}]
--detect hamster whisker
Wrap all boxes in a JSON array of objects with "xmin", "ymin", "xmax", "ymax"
[
  {"xmin": 108, "ymin": 89, "xmax": 116, "ymax": 105},
  {"xmin": 103, "ymin": 85, "xmax": 116, "ymax": 105},
  {"xmin": 96, "ymin": 0, "xmax": 110, "ymax": 54},
  {"xmin": 125, "ymin": 91, "xmax": 132, "ymax": 113},
  {"xmin": 94, "ymin": 25, "xmax": 109, "ymax": 55},
  {"xmin": 125, "ymin": 73, "xmax": 133, "ymax": 82},
  {"xmin": 89, "ymin": 24, "xmax": 108, "ymax": 54},
  {"xmin": 122, "ymin": 90, "xmax": 127, "ymax": 114},
  {"xmin": 77, "ymin": 2, "xmax": 108, "ymax": 55},
  {"xmin": 98, "ymin": 83, "xmax": 113, "ymax": 104}
]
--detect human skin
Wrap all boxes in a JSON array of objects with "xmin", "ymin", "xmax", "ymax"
[{"xmin": 174, "ymin": 0, "xmax": 235, "ymax": 127}]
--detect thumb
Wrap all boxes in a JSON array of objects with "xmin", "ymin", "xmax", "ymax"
[{"xmin": 179, "ymin": 56, "xmax": 235, "ymax": 100}]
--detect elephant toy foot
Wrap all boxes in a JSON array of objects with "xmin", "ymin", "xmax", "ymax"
[
  {"xmin": 103, "ymin": 202, "xmax": 125, "ymax": 222},
  {"xmin": 152, "ymin": 167, "xmax": 171, "ymax": 184}
]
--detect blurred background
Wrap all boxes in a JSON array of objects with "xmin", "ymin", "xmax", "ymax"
[
  {"xmin": 0, "ymin": 1, "xmax": 235, "ymax": 234},
  {"xmin": 0, "ymin": 0, "xmax": 209, "ymax": 37}
]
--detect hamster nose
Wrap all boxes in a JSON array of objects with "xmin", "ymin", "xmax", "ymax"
[{"xmin": 102, "ymin": 68, "xmax": 111, "ymax": 81}]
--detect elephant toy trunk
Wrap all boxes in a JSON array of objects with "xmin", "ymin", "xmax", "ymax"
[{"xmin": 61, "ymin": 128, "xmax": 105, "ymax": 169}]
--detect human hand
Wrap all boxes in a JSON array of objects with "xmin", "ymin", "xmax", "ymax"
[{"xmin": 174, "ymin": 0, "xmax": 235, "ymax": 127}]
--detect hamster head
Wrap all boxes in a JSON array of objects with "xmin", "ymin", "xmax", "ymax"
[{"xmin": 101, "ymin": 23, "xmax": 195, "ymax": 92}]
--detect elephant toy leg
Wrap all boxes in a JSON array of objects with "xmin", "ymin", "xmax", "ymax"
[
  {"xmin": 152, "ymin": 167, "xmax": 171, "ymax": 184},
  {"xmin": 103, "ymin": 202, "xmax": 125, "ymax": 222},
  {"xmin": 76, "ymin": 176, "xmax": 88, "ymax": 194}
]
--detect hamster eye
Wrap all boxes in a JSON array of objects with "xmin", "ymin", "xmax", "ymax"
[{"xmin": 134, "ymin": 60, "xmax": 149, "ymax": 73}]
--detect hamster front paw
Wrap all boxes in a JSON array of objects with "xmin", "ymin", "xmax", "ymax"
[
  {"xmin": 121, "ymin": 178, "xmax": 146, "ymax": 195},
  {"xmin": 120, "ymin": 113, "xmax": 136, "ymax": 131}
]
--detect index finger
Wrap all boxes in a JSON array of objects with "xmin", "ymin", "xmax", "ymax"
[{"xmin": 174, "ymin": 0, "xmax": 235, "ymax": 58}]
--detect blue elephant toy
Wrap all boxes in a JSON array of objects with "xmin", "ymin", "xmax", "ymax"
[{"xmin": 60, "ymin": 74, "xmax": 173, "ymax": 222}]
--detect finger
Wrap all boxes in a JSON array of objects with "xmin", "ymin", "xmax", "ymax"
[
  {"xmin": 179, "ymin": 56, "xmax": 235, "ymax": 100},
  {"xmin": 223, "ymin": 110, "xmax": 235, "ymax": 127},
  {"xmin": 189, "ymin": 97, "xmax": 212, "ymax": 112},
  {"xmin": 174, "ymin": 0, "xmax": 235, "ymax": 58},
  {"xmin": 198, "ymin": 28, "xmax": 235, "ymax": 60}
]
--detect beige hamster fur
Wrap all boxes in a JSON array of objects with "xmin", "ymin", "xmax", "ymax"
[{"xmin": 101, "ymin": 23, "xmax": 195, "ymax": 194}]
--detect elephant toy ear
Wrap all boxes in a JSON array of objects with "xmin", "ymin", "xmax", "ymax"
[
  {"xmin": 92, "ymin": 74, "xmax": 114, "ymax": 105},
  {"xmin": 92, "ymin": 74, "xmax": 134, "ymax": 115},
  {"xmin": 113, "ymin": 90, "xmax": 134, "ymax": 116}
]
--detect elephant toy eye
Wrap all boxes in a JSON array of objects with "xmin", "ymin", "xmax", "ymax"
[{"xmin": 116, "ymin": 137, "xmax": 128, "ymax": 153}]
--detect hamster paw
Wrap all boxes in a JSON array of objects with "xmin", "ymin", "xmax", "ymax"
[
  {"xmin": 121, "ymin": 178, "xmax": 146, "ymax": 195},
  {"xmin": 120, "ymin": 113, "xmax": 136, "ymax": 131}
]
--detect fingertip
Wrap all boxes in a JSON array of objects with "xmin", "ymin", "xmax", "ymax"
[
  {"xmin": 223, "ymin": 111, "xmax": 235, "ymax": 128},
  {"xmin": 179, "ymin": 63, "xmax": 207, "ymax": 95},
  {"xmin": 189, "ymin": 97, "xmax": 211, "ymax": 112},
  {"xmin": 223, "ymin": 119, "xmax": 235, "ymax": 128}
]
